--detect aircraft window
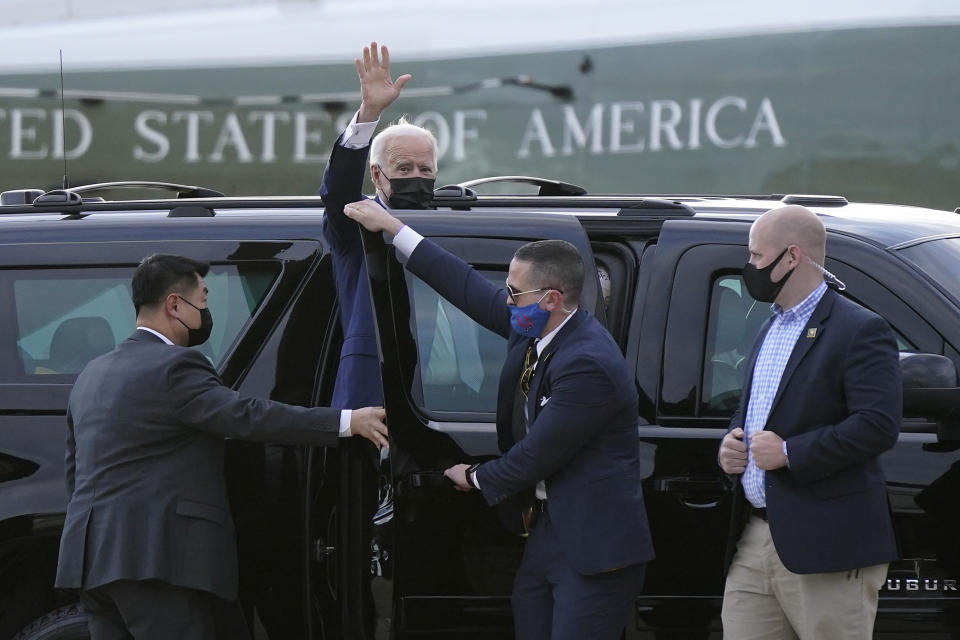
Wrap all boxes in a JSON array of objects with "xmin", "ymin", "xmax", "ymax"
[{"xmin": 2, "ymin": 263, "xmax": 278, "ymax": 382}]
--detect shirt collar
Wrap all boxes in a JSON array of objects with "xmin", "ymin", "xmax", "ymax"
[
  {"xmin": 536, "ymin": 308, "xmax": 578, "ymax": 357},
  {"xmin": 772, "ymin": 281, "xmax": 828, "ymax": 324},
  {"xmin": 137, "ymin": 326, "xmax": 174, "ymax": 345}
]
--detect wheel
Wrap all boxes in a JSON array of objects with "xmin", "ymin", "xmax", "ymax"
[{"xmin": 11, "ymin": 604, "xmax": 88, "ymax": 640}]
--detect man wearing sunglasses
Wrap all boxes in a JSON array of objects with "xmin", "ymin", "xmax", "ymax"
[{"xmin": 344, "ymin": 200, "xmax": 654, "ymax": 640}]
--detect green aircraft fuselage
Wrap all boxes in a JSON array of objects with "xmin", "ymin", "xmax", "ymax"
[{"xmin": 1, "ymin": 24, "xmax": 958, "ymax": 209}]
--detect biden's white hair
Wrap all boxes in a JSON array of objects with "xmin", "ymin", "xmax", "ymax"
[{"xmin": 369, "ymin": 117, "xmax": 439, "ymax": 168}]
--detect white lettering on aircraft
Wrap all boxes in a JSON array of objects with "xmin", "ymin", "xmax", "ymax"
[{"xmin": 1, "ymin": 97, "xmax": 785, "ymax": 166}]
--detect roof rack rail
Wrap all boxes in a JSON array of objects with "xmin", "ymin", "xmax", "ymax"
[
  {"xmin": 457, "ymin": 176, "xmax": 587, "ymax": 196},
  {"xmin": 617, "ymin": 198, "xmax": 695, "ymax": 217},
  {"xmin": 31, "ymin": 181, "xmax": 224, "ymax": 207},
  {"xmin": 34, "ymin": 190, "xmax": 84, "ymax": 207},
  {"xmin": 780, "ymin": 194, "xmax": 848, "ymax": 207},
  {"xmin": 432, "ymin": 185, "xmax": 477, "ymax": 206}
]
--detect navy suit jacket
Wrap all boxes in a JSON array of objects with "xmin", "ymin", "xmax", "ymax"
[
  {"xmin": 56, "ymin": 331, "xmax": 341, "ymax": 600},
  {"xmin": 406, "ymin": 238, "xmax": 654, "ymax": 576},
  {"xmin": 319, "ymin": 137, "xmax": 383, "ymax": 408},
  {"xmin": 727, "ymin": 288, "xmax": 901, "ymax": 574}
]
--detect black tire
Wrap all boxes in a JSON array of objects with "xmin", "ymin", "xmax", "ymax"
[{"xmin": 11, "ymin": 604, "xmax": 89, "ymax": 640}]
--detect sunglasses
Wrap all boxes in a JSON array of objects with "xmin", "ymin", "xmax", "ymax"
[{"xmin": 505, "ymin": 283, "xmax": 563, "ymax": 304}]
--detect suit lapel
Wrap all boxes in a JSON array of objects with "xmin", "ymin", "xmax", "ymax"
[
  {"xmin": 498, "ymin": 336, "xmax": 529, "ymax": 449},
  {"xmin": 526, "ymin": 310, "xmax": 587, "ymax": 419},
  {"xmin": 503, "ymin": 338, "xmax": 527, "ymax": 395},
  {"xmin": 769, "ymin": 288, "xmax": 836, "ymax": 413}
]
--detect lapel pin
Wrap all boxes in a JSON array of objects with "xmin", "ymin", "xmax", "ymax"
[{"xmin": 806, "ymin": 328, "xmax": 818, "ymax": 339}]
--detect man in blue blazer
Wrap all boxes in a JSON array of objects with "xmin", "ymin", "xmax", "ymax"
[
  {"xmin": 319, "ymin": 41, "xmax": 436, "ymax": 411},
  {"xmin": 718, "ymin": 205, "xmax": 901, "ymax": 639},
  {"xmin": 318, "ymin": 41, "xmax": 441, "ymax": 637},
  {"xmin": 344, "ymin": 200, "xmax": 654, "ymax": 640}
]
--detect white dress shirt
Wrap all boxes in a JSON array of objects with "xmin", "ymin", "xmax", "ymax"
[{"xmin": 341, "ymin": 111, "xmax": 379, "ymax": 149}]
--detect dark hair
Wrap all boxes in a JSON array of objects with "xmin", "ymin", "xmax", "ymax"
[
  {"xmin": 513, "ymin": 240, "xmax": 584, "ymax": 305},
  {"xmin": 131, "ymin": 254, "xmax": 209, "ymax": 314}
]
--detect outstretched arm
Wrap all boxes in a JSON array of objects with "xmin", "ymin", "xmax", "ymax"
[
  {"xmin": 321, "ymin": 42, "xmax": 411, "ymax": 247},
  {"xmin": 170, "ymin": 350, "xmax": 389, "ymax": 449},
  {"xmin": 345, "ymin": 199, "xmax": 511, "ymax": 337}
]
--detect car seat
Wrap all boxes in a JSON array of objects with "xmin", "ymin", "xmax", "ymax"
[{"xmin": 47, "ymin": 316, "xmax": 116, "ymax": 374}]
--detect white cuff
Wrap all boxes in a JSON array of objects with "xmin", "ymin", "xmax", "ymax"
[
  {"xmin": 341, "ymin": 110, "xmax": 379, "ymax": 149},
  {"xmin": 470, "ymin": 469, "xmax": 480, "ymax": 490},
  {"xmin": 339, "ymin": 409, "xmax": 352, "ymax": 437},
  {"xmin": 782, "ymin": 440, "xmax": 789, "ymax": 468},
  {"xmin": 392, "ymin": 224, "xmax": 425, "ymax": 258}
]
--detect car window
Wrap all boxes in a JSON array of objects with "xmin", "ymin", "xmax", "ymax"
[
  {"xmin": 701, "ymin": 275, "xmax": 915, "ymax": 416},
  {"xmin": 408, "ymin": 272, "xmax": 507, "ymax": 413},
  {"xmin": 3, "ymin": 263, "xmax": 279, "ymax": 381},
  {"xmin": 701, "ymin": 276, "xmax": 766, "ymax": 415},
  {"xmin": 896, "ymin": 237, "xmax": 960, "ymax": 304}
]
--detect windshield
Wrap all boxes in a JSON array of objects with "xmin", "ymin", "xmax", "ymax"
[{"xmin": 897, "ymin": 237, "xmax": 960, "ymax": 303}]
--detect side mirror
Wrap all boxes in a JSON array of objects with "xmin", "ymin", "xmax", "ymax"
[{"xmin": 900, "ymin": 352, "xmax": 960, "ymax": 441}]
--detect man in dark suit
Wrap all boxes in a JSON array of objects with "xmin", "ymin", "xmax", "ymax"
[
  {"xmin": 318, "ymin": 43, "xmax": 441, "ymax": 637},
  {"xmin": 718, "ymin": 205, "xmax": 901, "ymax": 639},
  {"xmin": 55, "ymin": 254, "xmax": 388, "ymax": 640},
  {"xmin": 319, "ymin": 41, "xmax": 435, "ymax": 410},
  {"xmin": 344, "ymin": 200, "xmax": 654, "ymax": 640}
]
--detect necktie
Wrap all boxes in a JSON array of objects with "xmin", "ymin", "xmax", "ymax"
[
  {"xmin": 510, "ymin": 339, "xmax": 539, "ymax": 534},
  {"xmin": 520, "ymin": 339, "xmax": 539, "ymax": 399},
  {"xmin": 512, "ymin": 340, "xmax": 538, "ymax": 443}
]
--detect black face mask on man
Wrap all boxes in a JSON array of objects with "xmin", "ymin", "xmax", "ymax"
[
  {"xmin": 384, "ymin": 175, "xmax": 436, "ymax": 210},
  {"xmin": 176, "ymin": 295, "xmax": 214, "ymax": 347},
  {"xmin": 742, "ymin": 247, "xmax": 795, "ymax": 303}
]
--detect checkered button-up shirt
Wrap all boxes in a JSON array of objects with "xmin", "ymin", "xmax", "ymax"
[{"xmin": 742, "ymin": 281, "xmax": 828, "ymax": 507}]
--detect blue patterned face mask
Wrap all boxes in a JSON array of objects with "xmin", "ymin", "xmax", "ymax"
[{"xmin": 509, "ymin": 292, "xmax": 551, "ymax": 338}]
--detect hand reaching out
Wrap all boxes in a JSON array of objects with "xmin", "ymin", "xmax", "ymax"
[
  {"xmin": 444, "ymin": 464, "xmax": 472, "ymax": 491},
  {"xmin": 350, "ymin": 406, "xmax": 389, "ymax": 449},
  {"xmin": 344, "ymin": 199, "xmax": 404, "ymax": 235}
]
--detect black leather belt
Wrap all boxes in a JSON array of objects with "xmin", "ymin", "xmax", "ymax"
[{"xmin": 751, "ymin": 506, "xmax": 768, "ymax": 521}]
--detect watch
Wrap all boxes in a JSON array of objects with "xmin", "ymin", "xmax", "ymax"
[{"xmin": 465, "ymin": 463, "xmax": 481, "ymax": 489}]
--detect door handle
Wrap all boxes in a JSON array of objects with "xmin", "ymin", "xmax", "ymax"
[
  {"xmin": 406, "ymin": 470, "xmax": 450, "ymax": 488},
  {"xmin": 651, "ymin": 477, "xmax": 727, "ymax": 508}
]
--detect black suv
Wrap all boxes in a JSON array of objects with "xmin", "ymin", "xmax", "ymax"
[{"xmin": 1, "ymin": 181, "xmax": 958, "ymax": 639}]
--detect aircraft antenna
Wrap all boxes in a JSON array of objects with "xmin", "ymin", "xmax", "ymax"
[{"xmin": 59, "ymin": 50, "xmax": 69, "ymax": 189}]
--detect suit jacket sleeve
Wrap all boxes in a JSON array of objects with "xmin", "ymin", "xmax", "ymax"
[
  {"xmin": 784, "ymin": 315, "xmax": 901, "ymax": 484},
  {"xmin": 169, "ymin": 350, "xmax": 341, "ymax": 447},
  {"xmin": 405, "ymin": 237, "xmax": 512, "ymax": 339},
  {"xmin": 64, "ymin": 407, "xmax": 76, "ymax": 498},
  {"xmin": 320, "ymin": 135, "xmax": 371, "ymax": 253},
  {"xmin": 476, "ymin": 355, "xmax": 622, "ymax": 503}
]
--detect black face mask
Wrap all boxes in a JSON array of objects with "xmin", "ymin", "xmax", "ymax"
[
  {"xmin": 386, "ymin": 176, "xmax": 436, "ymax": 210},
  {"xmin": 176, "ymin": 295, "xmax": 214, "ymax": 347},
  {"xmin": 742, "ymin": 247, "xmax": 795, "ymax": 303}
]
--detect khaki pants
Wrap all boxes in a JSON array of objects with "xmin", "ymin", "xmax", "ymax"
[{"xmin": 722, "ymin": 516, "xmax": 887, "ymax": 640}]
